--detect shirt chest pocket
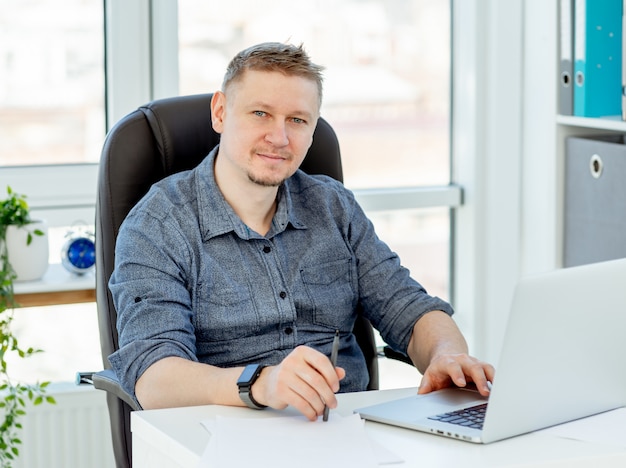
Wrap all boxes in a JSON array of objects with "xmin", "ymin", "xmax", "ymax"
[
  {"xmin": 300, "ymin": 258, "xmax": 356, "ymax": 330},
  {"xmin": 195, "ymin": 278, "xmax": 261, "ymax": 342}
]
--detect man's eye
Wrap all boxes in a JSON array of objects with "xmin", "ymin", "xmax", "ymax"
[
  {"xmin": 292, "ymin": 117, "xmax": 305, "ymax": 124},
  {"xmin": 253, "ymin": 110, "xmax": 266, "ymax": 117}
]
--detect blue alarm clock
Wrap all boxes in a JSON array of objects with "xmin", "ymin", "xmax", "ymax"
[{"xmin": 61, "ymin": 226, "xmax": 96, "ymax": 274}]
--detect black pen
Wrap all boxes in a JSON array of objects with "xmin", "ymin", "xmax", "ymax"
[{"xmin": 323, "ymin": 329, "xmax": 340, "ymax": 422}]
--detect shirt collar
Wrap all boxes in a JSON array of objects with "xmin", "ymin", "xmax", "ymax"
[
  {"xmin": 196, "ymin": 146, "xmax": 307, "ymax": 241},
  {"xmin": 269, "ymin": 183, "xmax": 307, "ymax": 237}
]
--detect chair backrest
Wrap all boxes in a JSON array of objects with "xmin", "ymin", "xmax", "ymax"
[{"xmin": 96, "ymin": 93, "xmax": 378, "ymax": 468}]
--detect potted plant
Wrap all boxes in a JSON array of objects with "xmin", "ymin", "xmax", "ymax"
[
  {"xmin": 1, "ymin": 187, "xmax": 49, "ymax": 283},
  {"xmin": 0, "ymin": 186, "xmax": 55, "ymax": 466}
]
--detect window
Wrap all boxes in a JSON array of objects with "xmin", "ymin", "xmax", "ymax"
[
  {"xmin": 0, "ymin": 0, "xmax": 105, "ymax": 385},
  {"xmin": 0, "ymin": 0, "xmax": 105, "ymax": 167},
  {"xmin": 0, "ymin": 0, "xmax": 103, "ymax": 255}
]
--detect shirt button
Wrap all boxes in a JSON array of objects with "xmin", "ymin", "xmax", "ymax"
[
  {"xmin": 279, "ymin": 291, "xmax": 287, "ymax": 299},
  {"xmin": 284, "ymin": 327, "xmax": 293, "ymax": 335},
  {"xmin": 263, "ymin": 246, "xmax": 271, "ymax": 253}
]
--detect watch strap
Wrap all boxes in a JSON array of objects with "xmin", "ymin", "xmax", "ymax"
[
  {"xmin": 239, "ymin": 386, "xmax": 267, "ymax": 410},
  {"xmin": 237, "ymin": 364, "xmax": 267, "ymax": 410}
]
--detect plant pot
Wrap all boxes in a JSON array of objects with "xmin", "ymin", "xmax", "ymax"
[{"xmin": 5, "ymin": 220, "xmax": 49, "ymax": 282}]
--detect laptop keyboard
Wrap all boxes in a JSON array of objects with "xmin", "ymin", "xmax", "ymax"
[{"xmin": 427, "ymin": 403, "xmax": 488, "ymax": 430}]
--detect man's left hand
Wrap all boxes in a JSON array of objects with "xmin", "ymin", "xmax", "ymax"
[{"xmin": 418, "ymin": 353, "xmax": 495, "ymax": 397}]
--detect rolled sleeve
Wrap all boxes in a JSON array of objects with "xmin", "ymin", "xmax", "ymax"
[
  {"xmin": 344, "ymin": 192, "xmax": 455, "ymax": 355},
  {"xmin": 108, "ymin": 206, "xmax": 199, "ymax": 399},
  {"xmin": 109, "ymin": 341, "xmax": 196, "ymax": 400}
]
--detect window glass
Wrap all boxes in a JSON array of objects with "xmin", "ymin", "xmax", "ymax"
[
  {"xmin": 177, "ymin": 0, "xmax": 450, "ymax": 190},
  {"xmin": 370, "ymin": 207, "xmax": 449, "ymax": 386},
  {"xmin": 368, "ymin": 207, "xmax": 450, "ymax": 301},
  {"xmin": 0, "ymin": 0, "xmax": 105, "ymax": 166}
]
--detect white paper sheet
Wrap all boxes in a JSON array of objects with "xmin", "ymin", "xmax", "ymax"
[
  {"xmin": 198, "ymin": 413, "xmax": 403, "ymax": 468},
  {"xmin": 538, "ymin": 408, "xmax": 626, "ymax": 448}
]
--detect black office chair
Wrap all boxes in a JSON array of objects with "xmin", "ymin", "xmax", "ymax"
[{"xmin": 92, "ymin": 94, "xmax": 381, "ymax": 468}]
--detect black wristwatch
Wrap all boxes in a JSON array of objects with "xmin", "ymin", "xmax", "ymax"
[{"xmin": 237, "ymin": 364, "xmax": 267, "ymax": 409}]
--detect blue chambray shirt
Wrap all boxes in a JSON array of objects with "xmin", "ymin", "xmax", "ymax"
[{"xmin": 108, "ymin": 146, "xmax": 454, "ymax": 400}]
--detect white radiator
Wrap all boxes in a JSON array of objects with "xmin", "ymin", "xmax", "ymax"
[{"xmin": 13, "ymin": 382, "xmax": 115, "ymax": 468}]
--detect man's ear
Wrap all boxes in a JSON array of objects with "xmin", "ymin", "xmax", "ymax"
[{"xmin": 210, "ymin": 91, "xmax": 226, "ymax": 133}]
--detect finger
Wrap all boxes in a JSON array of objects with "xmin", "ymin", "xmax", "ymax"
[
  {"xmin": 417, "ymin": 375, "xmax": 434, "ymax": 394},
  {"xmin": 465, "ymin": 362, "xmax": 496, "ymax": 396},
  {"xmin": 285, "ymin": 386, "xmax": 324, "ymax": 421},
  {"xmin": 419, "ymin": 355, "xmax": 468, "ymax": 393},
  {"xmin": 283, "ymin": 358, "xmax": 338, "ymax": 415},
  {"xmin": 268, "ymin": 366, "xmax": 326, "ymax": 420},
  {"xmin": 449, "ymin": 366, "xmax": 468, "ymax": 388},
  {"xmin": 296, "ymin": 366, "xmax": 339, "ymax": 412},
  {"xmin": 435, "ymin": 355, "xmax": 467, "ymax": 388},
  {"xmin": 301, "ymin": 347, "xmax": 342, "ymax": 393},
  {"xmin": 271, "ymin": 346, "xmax": 343, "ymax": 419}
]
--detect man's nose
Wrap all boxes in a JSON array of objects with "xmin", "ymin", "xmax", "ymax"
[{"xmin": 265, "ymin": 120, "xmax": 289, "ymax": 147}]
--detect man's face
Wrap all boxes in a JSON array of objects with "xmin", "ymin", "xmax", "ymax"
[{"xmin": 211, "ymin": 69, "xmax": 320, "ymax": 188}]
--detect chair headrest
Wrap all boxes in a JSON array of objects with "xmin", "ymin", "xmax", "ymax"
[{"xmin": 140, "ymin": 93, "xmax": 221, "ymax": 176}]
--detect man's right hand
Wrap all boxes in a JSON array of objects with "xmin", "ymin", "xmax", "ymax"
[{"xmin": 252, "ymin": 345, "xmax": 346, "ymax": 421}]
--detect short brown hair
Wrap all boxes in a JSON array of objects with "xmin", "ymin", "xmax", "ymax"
[{"xmin": 222, "ymin": 42, "xmax": 324, "ymax": 106}]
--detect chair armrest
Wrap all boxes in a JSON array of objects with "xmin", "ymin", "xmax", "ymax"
[
  {"xmin": 92, "ymin": 369, "xmax": 142, "ymax": 411},
  {"xmin": 383, "ymin": 346, "xmax": 414, "ymax": 365}
]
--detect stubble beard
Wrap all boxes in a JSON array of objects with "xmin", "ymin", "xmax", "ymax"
[
  {"xmin": 247, "ymin": 172, "xmax": 286, "ymax": 188},
  {"xmin": 247, "ymin": 148, "xmax": 297, "ymax": 187}
]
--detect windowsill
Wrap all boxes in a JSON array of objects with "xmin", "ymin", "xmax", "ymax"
[{"xmin": 13, "ymin": 263, "xmax": 96, "ymax": 307}]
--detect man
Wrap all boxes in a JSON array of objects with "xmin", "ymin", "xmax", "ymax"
[{"xmin": 109, "ymin": 42, "xmax": 494, "ymax": 421}]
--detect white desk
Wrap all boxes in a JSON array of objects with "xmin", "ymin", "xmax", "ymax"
[{"xmin": 132, "ymin": 387, "xmax": 626, "ymax": 468}]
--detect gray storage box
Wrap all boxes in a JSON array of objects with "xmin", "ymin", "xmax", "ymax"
[{"xmin": 564, "ymin": 134, "xmax": 626, "ymax": 267}]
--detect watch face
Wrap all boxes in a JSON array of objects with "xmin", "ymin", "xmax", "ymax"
[
  {"xmin": 66, "ymin": 238, "xmax": 96, "ymax": 270},
  {"xmin": 238, "ymin": 364, "xmax": 262, "ymax": 386}
]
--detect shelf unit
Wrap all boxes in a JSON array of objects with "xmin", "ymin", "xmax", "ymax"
[{"xmin": 557, "ymin": 115, "xmax": 626, "ymax": 132}]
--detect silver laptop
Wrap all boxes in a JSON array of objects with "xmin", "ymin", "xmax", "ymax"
[{"xmin": 356, "ymin": 258, "xmax": 626, "ymax": 443}]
